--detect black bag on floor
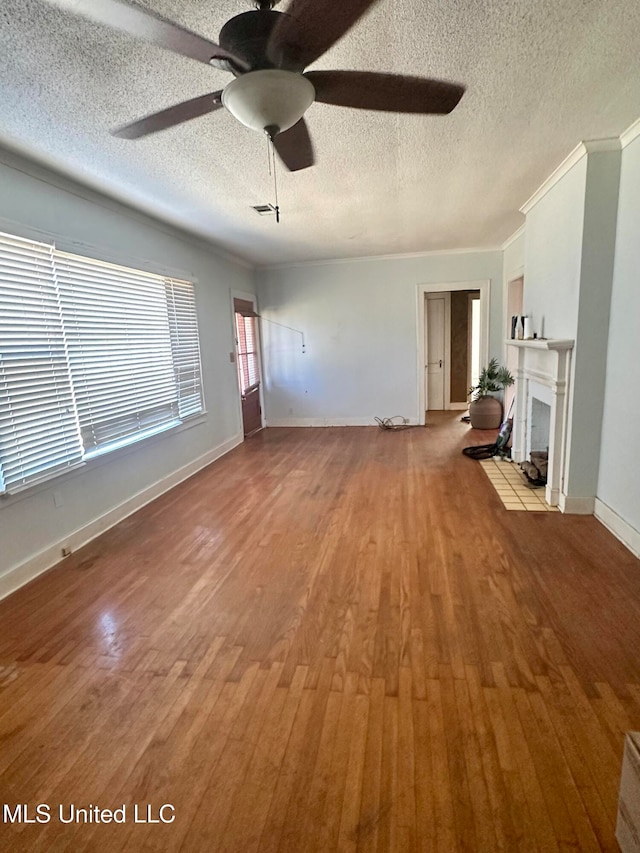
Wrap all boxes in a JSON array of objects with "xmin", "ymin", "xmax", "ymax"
[{"xmin": 462, "ymin": 415, "xmax": 512, "ymax": 460}]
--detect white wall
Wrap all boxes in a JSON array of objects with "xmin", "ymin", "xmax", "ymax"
[
  {"xmin": 256, "ymin": 251, "xmax": 503, "ymax": 425},
  {"xmin": 521, "ymin": 146, "xmax": 624, "ymax": 509},
  {"xmin": 597, "ymin": 131, "xmax": 640, "ymax": 554},
  {"xmin": 523, "ymin": 157, "xmax": 587, "ymax": 340},
  {"xmin": 503, "ymin": 228, "xmax": 525, "ymax": 283},
  {"xmin": 568, "ymin": 148, "xmax": 621, "ymax": 499},
  {"xmin": 0, "ymin": 150, "xmax": 253, "ymax": 596}
]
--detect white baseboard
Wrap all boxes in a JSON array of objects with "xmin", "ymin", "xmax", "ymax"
[
  {"xmin": 558, "ymin": 494, "xmax": 596, "ymax": 515},
  {"xmin": 545, "ymin": 485, "xmax": 560, "ymax": 506},
  {"xmin": 266, "ymin": 417, "xmax": 418, "ymax": 427},
  {"xmin": 595, "ymin": 498, "xmax": 640, "ymax": 559},
  {"xmin": 0, "ymin": 433, "xmax": 243, "ymax": 602},
  {"xmin": 448, "ymin": 403, "xmax": 469, "ymax": 411}
]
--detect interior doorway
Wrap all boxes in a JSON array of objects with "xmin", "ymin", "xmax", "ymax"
[
  {"xmin": 416, "ymin": 280, "xmax": 490, "ymax": 425},
  {"xmin": 233, "ymin": 295, "xmax": 263, "ymax": 437},
  {"xmin": 468, "ymin": 292, "xmax": 481, "ymax": 392},
  {"xmin": 422, "ymin": 287, "xmax": 482, "ymax": 416},
  {"xmin": 425, "ymin": 292, "xmax": 449, "ymax": 410}
]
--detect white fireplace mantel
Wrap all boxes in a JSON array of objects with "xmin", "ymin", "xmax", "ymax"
[
  {"xmin": 506, "ymin": 338, "xmax": 574, "ymax": 352},
  {"xmin": 506, "ymin": 338, "xmax": 575, "ymax": 508}
]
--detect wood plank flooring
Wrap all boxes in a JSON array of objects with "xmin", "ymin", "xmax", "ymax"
[{"xmin": 1, "ymin": 412, "xmax": 640, "ymax": 851}]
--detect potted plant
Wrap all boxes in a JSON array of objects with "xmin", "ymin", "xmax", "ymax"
[{"xmin": 468, "ymin": 357, "xmax": 514, "ymax": 429}]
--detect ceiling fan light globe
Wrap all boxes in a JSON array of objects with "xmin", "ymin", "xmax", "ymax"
[{"xmin": 222, "ymin": 70, "xmax": 315, "ymax": 134}]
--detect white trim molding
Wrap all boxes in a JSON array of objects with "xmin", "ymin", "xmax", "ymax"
[
  {"xmin": 520, "ymin": 138, "xmax": 621, "ymax": 215},
  {"xmin": 0, "ymin": 146, "xmax": 254, "ymax": 271},
  {"xmin": 501, "ymin": 224, "xmax": 525, "ymax": 251},
  {"xmin": 559, "ymin": 495, "xmax": 596, "ymax": 515},
  {"xmin": 259, "ymin": 246, "xmax": 502, "ymax": 272},
  {"xmin": 0, "ymin": 433, "xmax": 243, "ymax": 601},
  {"xmin": 621, "ymin": 117, "xmax": 640, "ymax": 149},
  {"xmin": 265, "ymin": 418, "xmax": 418, "ymax": 427},
  {"xmin": 595, "ymin": 499, "xmax": 640, "ymax": 559}
]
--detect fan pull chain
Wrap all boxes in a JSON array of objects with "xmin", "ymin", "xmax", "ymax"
[{"xmin": 270, "ymin": 135, "xmax": 280, "ymax": 224}]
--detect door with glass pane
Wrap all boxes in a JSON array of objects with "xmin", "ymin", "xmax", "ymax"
[{"xmin": 233, "ymin": 298, "xmax": 262, "ymax": 437}]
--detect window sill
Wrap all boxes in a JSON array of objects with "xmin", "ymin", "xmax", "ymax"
[{"xmin": 0, "ymin": 411, "xmax": 208, "ymax": 509}]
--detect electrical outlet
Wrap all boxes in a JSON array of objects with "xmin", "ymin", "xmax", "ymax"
[
  {"xmin": 403, "ymin": 417, "xmax": 409, "ymax": 424},
  {"xmin": 229, "ymin": 352, "xmax": 235, "ymax": 363}
]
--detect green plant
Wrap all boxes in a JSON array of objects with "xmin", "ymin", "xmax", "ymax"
[{"xmin": 469, "ymin": 357, "xmax": 514, "ymax": 401}]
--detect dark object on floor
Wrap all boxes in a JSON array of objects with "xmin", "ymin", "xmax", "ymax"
[
  {"xmin": 521, "ymin": 451, "xmax": 548, "ymax": 486},
  {"xmin": 460, "ymin": 413, "xmax": 470, "ymax": 423},
  {"xmin": 462, "ymin": 417, "xmax": 512, "ymax": 460},
  {"xmin": 463, "ymin": 443, "xmax": 501, "ymax": 460},
  {"xmin": 374, "ymin": 415, "xmax": 416, "ymax": 430}
]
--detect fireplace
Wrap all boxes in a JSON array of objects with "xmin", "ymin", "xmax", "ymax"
[
  {"xmin": 527, "ymin": 384, "xmax": 552, "ymax": 456},
  {"xmin": 530, "ymin": 399, "xmax": 551, "ymax": 451},
  {"xmin": 507, "ymin": 339, "xmax": 574, "ymax": 507}
]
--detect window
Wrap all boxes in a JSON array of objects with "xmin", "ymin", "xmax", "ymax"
[
  {"xmin": 234, "ymin": 302, "xmax": 259, "ymax": 395},
  {"xmin": 0, "ymin": 234, "xmax": 83, "ymax": 492},
  {"xmin": 0, "ymin": 230, "xmax": 204, "ymax": 495}
]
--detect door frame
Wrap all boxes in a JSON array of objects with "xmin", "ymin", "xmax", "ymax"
[
  {"xmin": 425, "ymin": 291, "xmax": 451, "ymax": 412},
  {"xmin": 230, "ymin": 289, "xmax": 265, "ymax": 436},
  {"xmin": 416, "ymin": 280, "xmax": 490, "ymax": 425},
  {"xmin": 467, "ymin": 291, "xmax": 482, "ymax": 403},
  {"xmin": 502, "ymin": 263, "xmax": 524, "ymax": 362},
  {"xmin": 503, "ymin": 269, "xmax": 524, "ymax": 416}
]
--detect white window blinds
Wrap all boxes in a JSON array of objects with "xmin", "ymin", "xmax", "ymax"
[
  {"xmin": 166, "ymin": 278, "xmax": 204, "ymax": 419},
  {"xmin": 0, "ymin": 232, "xmax": 83, "ymax": 492},
  {"xmin": 55, "ymin": 252, "xmax": 182, "ymax": 455},
  {"xmin": 235, "ymin": 313, "xmax": 259, "ymax": 394},
  {"xmin": 0, "ymin": 231, "xmax": 204, "ymax": 494}
]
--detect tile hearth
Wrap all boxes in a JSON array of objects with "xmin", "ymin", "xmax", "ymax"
[{"xmin": 480, "ymin": 457, "xmax": 560, "ymax": 512}]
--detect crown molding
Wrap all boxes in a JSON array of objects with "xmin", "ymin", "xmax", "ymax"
[
  {"xmin": 520, "ymin": 137, "xmax": 621, "ymax": 216},
  {"xmin": 501, "ymin": 223, "xmax": 525, "ymax": 251},
  {"xmin": 582, "ymin": 137, "xmax": 622, "ymax": 153},
  {"xmin": 257, "ymin": 244, "xmax": 502, "ymax": 271},
  {"xmin": 621, "ymin": 117, "xmax": 640, "ymax": 149},
  {"xmin": 520, "ymin": 143, "xmax": 587, "ymax": 215},
  {"xmin": 0, "ymin": 144, "xmax": 254, "ymax": 271}
]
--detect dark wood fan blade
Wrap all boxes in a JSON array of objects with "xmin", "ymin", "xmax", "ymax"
[
  {"xmin": 45, "ymin": 0, "xmax": 248, "ymax": 69},
  {"xmin": 306, "ymin": 71, "xmax": 465, "ymax": 114},
  {"xmin": 112, "ymin": 91, "xmax": 224, "ymax": 139},
  {"xmin": 268, "ymin": 0, "xmax": 379, "ymax": 70},
  {"xmin": 272, "ymin": 119, "xmax": 315, "ymax": 171}
]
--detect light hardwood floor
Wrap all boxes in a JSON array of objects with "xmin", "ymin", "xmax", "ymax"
[{"xmin": 1, "ymin": 412, "xmax": 640, "ymax": 852}]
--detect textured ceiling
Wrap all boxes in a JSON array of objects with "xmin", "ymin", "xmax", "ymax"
[{"xmin": 1, "ymin": 0, "xmax": 639, "ymax": 266}]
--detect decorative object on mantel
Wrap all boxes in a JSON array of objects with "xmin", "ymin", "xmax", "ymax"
[
  {"xmin": 512, "ymin": 314, "xmax": 534, "ymax": 339},
  {"xmin": 468, "ymin": 357, "xmax": 514, "ymax": 429}
]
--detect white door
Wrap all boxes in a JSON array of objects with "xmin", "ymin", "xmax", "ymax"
[{"xmin": 425, "ymin": 294, "xmax": 447, "ymax": 410}]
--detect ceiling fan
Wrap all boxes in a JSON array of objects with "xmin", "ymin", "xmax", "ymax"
[{"xmin": 46, "ymin": 0, "xmax": 465, "ymax": 171}]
